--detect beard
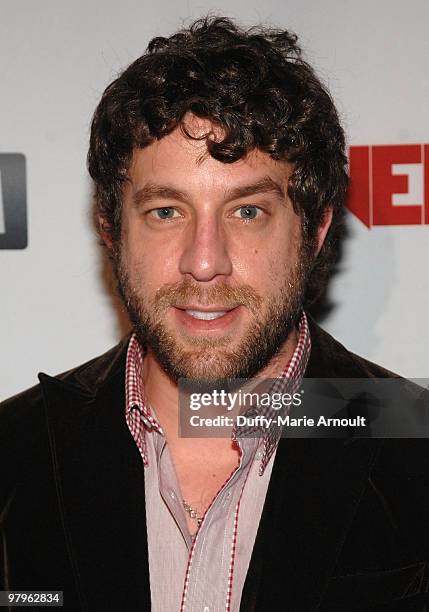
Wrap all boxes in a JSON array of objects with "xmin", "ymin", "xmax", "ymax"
[{"xmin": 113, "ymin": 241, "xmax": 312, "ymax": 383}]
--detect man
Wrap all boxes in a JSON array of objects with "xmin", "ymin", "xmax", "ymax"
[{"xmin": 1, "ymin": 16, "xmax": 429, "ymax": 612}]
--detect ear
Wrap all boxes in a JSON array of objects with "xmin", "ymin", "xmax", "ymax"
[
  {"xmin": 98, "ymin": 215, "xmax": 114, "ymax": 249},
  {"xmin": 315, "ymin": 207, "xmax": 333, "ymax": 257}
]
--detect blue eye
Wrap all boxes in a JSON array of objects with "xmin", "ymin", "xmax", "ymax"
[
  {"xmin": 238, "ymin": 206, "xmax": 259, "ymax": 220},
  {"xmin": 154, "ymin": 207, "xmax": 176, "ymax": 219}
]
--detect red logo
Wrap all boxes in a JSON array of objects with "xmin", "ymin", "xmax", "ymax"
[{"xmin": 347, "ymin": 144, "xmax": 429, "ymax": 227}]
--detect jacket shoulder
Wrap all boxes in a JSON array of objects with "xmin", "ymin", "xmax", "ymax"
[
  {"xmin": 44, "ymin": 334, "xmax": 131, "ymax": 393},
  {"xmin": 0, "ymin": 336, "xmax": 130, "ymax": 477},
  {"xmin": 338, "ymin": 344, "xmax": 399, "ymax": 379},
  {"xmin": 0, "ymin": 335, "xmax": 130, "ymax": 413},
  {"xmin": 306, "ymin": 315, "xmax": 400, "ymax": 379}
]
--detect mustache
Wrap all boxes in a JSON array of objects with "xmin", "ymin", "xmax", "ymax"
[{"xmin": 152, "ymin": 279, "xmax": 262, "ymax": 315}]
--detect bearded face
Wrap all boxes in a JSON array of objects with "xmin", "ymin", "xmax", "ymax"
[
  {"xmin": 114, "ymin": 238, "xmax": 311, "ymax": 383},
  {"xmin": 108, "ymin": 119, "xmax": 325, "ymax": 384}
]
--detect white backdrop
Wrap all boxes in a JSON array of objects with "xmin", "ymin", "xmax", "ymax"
[{"xmin": 1, "ymin": 0, "xmax": 428, "ymax": 400}]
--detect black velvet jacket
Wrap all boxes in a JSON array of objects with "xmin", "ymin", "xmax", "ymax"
[{"xmin": 1, "ymin": 317, "xmax": 429, "ymax": 611}]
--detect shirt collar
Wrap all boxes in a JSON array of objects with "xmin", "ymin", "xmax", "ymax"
[
  {"xmin": 125, "ymin": 311, "xmax": 311, "ymax": 473},
  {"xmin": 233, "ymin": 311, "xmax": 311, "ymax": 474}
]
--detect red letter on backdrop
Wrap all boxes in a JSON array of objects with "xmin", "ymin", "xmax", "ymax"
[
  {"xmin": 372, "ymin": 145, "xmax": 422, "ymax": 225},
  {"xmin": 348, "ymin": 146, "xmax": 370, "ymax": 227},
  {"xmin": 425, "ymin": 145, "xmax": 429, "ymax": 225}
]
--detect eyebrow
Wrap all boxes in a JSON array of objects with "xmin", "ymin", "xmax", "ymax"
[
  {"xmin": 133, "ymin": 183, "xmax": 190, "ymax": 208},
  {"xmin": 132, "ymin": 176, "xmax": 286, "ymax": 209},
  {"xmin": 226, "ymin": 177, "xmax": 286, "ymax": 202}
]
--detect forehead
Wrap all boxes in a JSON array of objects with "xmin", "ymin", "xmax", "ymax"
[{"xmin": 127, "ymin": 118, "xmax": 292, "ymax": 194}]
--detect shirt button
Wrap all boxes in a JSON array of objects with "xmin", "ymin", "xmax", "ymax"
[
  {"xmin": 141, "ymin": 416, "xmax": 152, "ymax": 428},
  {"xmin": 203, "ymin": 607, "xmax": 210, "ymax": 612},
  {"xmin": 170, "ymin": 490, "xmax": 176, "ymax": 500},
  {"xmin": 256, "ymin": 450, "xmax": 263, "ymax": 460}
]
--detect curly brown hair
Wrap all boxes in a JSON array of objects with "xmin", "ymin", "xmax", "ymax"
[{"xmin": 88, "ymin": 16, "xmax": 348, "ymax": 306}]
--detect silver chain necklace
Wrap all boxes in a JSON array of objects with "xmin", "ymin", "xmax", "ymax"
[{"xmin": 182, "ymin": 499, "xmax": 203, "ymax": 526}]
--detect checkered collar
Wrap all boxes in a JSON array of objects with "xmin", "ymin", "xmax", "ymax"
[{"xmin": 125, "ymin": 311, "xmax": 311, "ymax": 475}]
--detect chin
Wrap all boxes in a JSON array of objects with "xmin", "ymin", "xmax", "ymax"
[{"xmin": 162, "ymin": 347, "xmax": 244, "ymax": 382}]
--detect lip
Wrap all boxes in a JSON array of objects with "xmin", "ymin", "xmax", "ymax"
[
  {"xmin": 174, "ymin": 304, "xmax": 238, "ymax": 312},
  {"xmin": 172, "ymin": 305, "xmax": 242, "ymax": 332}
]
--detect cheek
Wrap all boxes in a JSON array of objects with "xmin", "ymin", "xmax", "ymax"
[
  {"xmin": 245, "ymin": 246, "xmax": 302, "ymax": 301},
  {"xmin": 231, "ymin": 233, "xmax": 295, "ymax": 279},
  {"xmin": 122, "ymin": 236, "xmax": 182, "ymax": 297},
  {"xmin": 228, "ymin": 211, "xmax": 301, "ymax": 279},
  {"xmin": 229, "ymin": 247, "xmax": 279, "ymax": 294}
]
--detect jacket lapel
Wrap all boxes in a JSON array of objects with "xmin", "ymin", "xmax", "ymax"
[
  {"xmin": 39, "ymin": 343, "xmax": 151, "ymax": 611},
  {"xmin": 241, "ymin": 316, "xmax": 383, "ymax": 611},
  {"xmin": 241, "ymin": 436, "xmax": 381, "ymax": 610}
]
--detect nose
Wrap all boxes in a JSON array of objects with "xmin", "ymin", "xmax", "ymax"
[{"xmin": 178, "ymin": 216, "xmax": 233, "ymax": 282}]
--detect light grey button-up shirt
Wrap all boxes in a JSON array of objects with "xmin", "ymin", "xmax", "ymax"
[
  {"xmin": 125, "ymin": 312, "xmax": 311, "ymax": 611},
  {"xmin": 144, "ymin": 430, "xmax": 275, "ymax": 612}
]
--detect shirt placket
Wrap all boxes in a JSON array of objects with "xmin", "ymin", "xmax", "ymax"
[
  {"xmin": 157, "ymin": 436, "xmax": 194, "ymax": 547},
  {"xmin": 180, "ymin": 438, "xmax": 257, "ymax": 612}
]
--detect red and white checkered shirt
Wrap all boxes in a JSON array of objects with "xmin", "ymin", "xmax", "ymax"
[
  {"xmin": 126, "ymin": 311, "xmax": 310, "ymax": 471},
  {"xmin": 125, "ymin": 311, "xmax": 311, "ymax": 612}
]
